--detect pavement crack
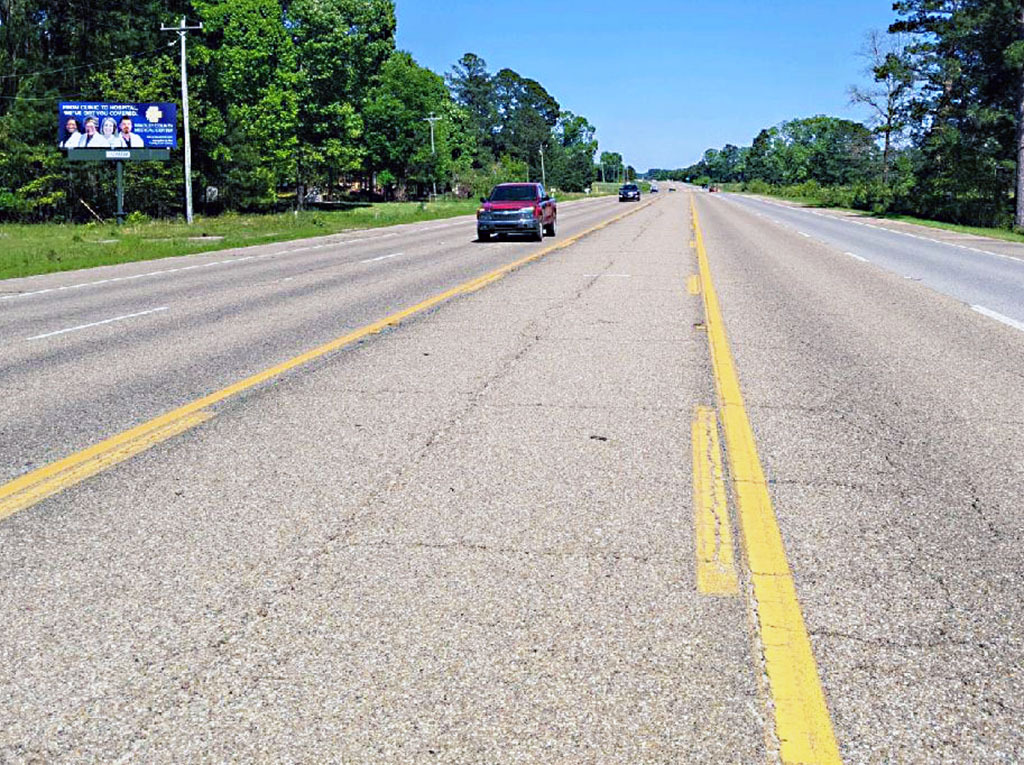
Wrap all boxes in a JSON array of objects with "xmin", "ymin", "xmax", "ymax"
[
  {"xmin": 967, "ymin": 481, "xmax": 1005, "ymax": 542},
  {"xmin": 809, "ymin": 627, "xmax": 986, "ymax": 651},
  {"xmin": 339, "ymin": 538, "xmax": 670, "ymax": 563}
]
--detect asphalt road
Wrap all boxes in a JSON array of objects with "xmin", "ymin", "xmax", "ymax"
[
  {"xmin": 721, "ymin": 192, "xmax": 1024, "ymax": 326},
  {"xmin": 0, "ymin": 195, "xmax": 622, "ymax": 486},
  {"xmin": 2, "ymin": 189, "xmax": 1023, "ymax": 761},
  {"xmin": 695, "ymin": 190, "xmax": 1024, "ymax": 761}
]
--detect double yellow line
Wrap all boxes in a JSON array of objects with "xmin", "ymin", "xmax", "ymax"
[
  {"xmin": 0, "ymin": 199, "xmax": 656, "ymax": 523},
  {"xmin": 690, "ymin": 196, "xmax": 841, "ymax": 763}
]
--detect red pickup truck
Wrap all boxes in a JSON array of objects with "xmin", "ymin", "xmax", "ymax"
[{"xmin": 477, "ymin": 183, "xmax": 557, "ymax": 241}]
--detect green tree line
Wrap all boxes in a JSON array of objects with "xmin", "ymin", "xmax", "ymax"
[
  {"xmin": 654, "ymin": 1, "xmax": 1024, "ymax": 231},
  {"xmin": 0, "ymin": 1, "xmax": 603, "ymax": 222}
]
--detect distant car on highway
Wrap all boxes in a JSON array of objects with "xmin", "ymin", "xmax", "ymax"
[
  {"xmin": 650, "ymin": 183, "xmax": 659, "ymax": 193},
  {"xmin": 477, "ymin": 183, "xmax": 557, "ymax": 241},
  {"xmin": 619, "ymin": 183, "xmax": 641, "ymax": 202}
]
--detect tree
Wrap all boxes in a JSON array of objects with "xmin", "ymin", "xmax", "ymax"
[
  {"xmin": 1017, "ymin": 5, "xmax": 1024, "ymax": 230},
  {"xmin": 197, "ymin": 0, "xmax": 300, "ymax": 209},
  {"xmin": 0, "ymin": 0, "xmax": 191, "ymax": 220},
  {"xmin": 599, "ymin": 151, "xmax": 623, "ymax": 182},
  {"xmin": 848, "ymin": 30, "xmax": 915, "ymax": 183},
  {"xmin": 552, "ymin": 111, "xmax": 598, "ymax": 191},
  {"xmin": 892, "ymin": 0, "xmax": 1023, "ymax": 226},
  {"xmin": 363, "ymin": 51, "xmax": 454, "ymax": 196},
  {"xmin": 490, "ymin": 67, "xmax": 560, "ymax": 181},
  {"xmin": 288, "ymin": 0, "xmax": 396, "ymax": 199},
  {"xmin": 446, "ymin": 53, "xmax": 498, "ymax": 163}
]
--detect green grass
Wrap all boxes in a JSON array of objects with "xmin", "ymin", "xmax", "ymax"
[
  {"xmin": 0, "ymin": 201, "xmax": 455, "ymax": 280},
  {"xmin": 728, "ymin": 187, "xmax": 1024, "ymax": 245},
  {"xmin": 591, "ymin": 181, "xmax": 650, "ymax": 194},
  {"xmin": 871, "ymin": 213, "xmax": 1024, "ymax": 244},
  {"xmin": 0, "ymin": 192, "xmax": 613, "ymax": 281}
]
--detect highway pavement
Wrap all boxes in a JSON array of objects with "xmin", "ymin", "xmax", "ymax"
[
  {"xmin": 2, "ymin": 189, "xmax": 1023, "ymax": 761},
  {"xmin": 721, "ymin": 192, "xmax": 1024, "ymax": 327},
  {"xmin": 695, "ymin": 190, "xmax": 1024, "ymax": 762},
  {"xmin": 0, "ymin": 195, "xmax": 620, "ymax": 486}
]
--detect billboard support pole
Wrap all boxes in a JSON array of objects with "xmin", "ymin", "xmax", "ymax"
[
  {"xmin": 116, "ymin": 161, "xmax": 125, "ymax": 225},
  {"xmin": 162, "ymin": 17, "xmax": 202, "ymax": 224}
]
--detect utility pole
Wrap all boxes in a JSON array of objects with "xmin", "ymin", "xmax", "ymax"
[
  {"xmin": 539, "ymin": 144, "xmax": 546, "ymax": 189},
  {"xmin": 424, "ymin": 112, "xmax": 441, "ymax": 197},
  {"xmin": 161, "ymin": 17, "xmax": 202, "ymax": 224}
]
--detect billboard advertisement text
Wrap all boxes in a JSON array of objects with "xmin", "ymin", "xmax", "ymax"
[{"xmin": 58, "ymin": 102, "xmax": 178, "ymax": 150}]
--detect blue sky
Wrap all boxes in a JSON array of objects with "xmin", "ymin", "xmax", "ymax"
[{"xmin": 395, "ymin": 0, "xmax": 898, "ymax": 172}]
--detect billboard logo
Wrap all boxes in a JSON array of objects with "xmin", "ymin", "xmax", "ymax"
[{"xmin": 59, "ymin": 102, "xmax": 178, "ymax": 150}]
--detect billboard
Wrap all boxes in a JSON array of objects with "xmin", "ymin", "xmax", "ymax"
[{"xmin": 58, "ymin": 102, "xmax": 178, "ymax": 150}]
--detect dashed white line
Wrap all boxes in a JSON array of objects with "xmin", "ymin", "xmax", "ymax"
[
  {"xmin": 733, "ymin": 196, "xmax": 1022, "ymax": 263},
  {"xmin": 2, "ymin": 257, "xmax": 258, "ymax": 301},
  {"xmin": 798, "ymin": 231, "xmax": 811, "ymax": 238},
  {"xmin": 845, "ymin": 252, "xmax": 868, "ymax": 262},
  {"xmin": 971, "ymin": 305, "xmax": 1024, "ymax": 332},
  {"xmin": 361, "ymin": 252, "xmax": 404, "ymax": 263},
  {"xmin": 26, "ymin": 307, "xmax": 169, "ymax": 340}
]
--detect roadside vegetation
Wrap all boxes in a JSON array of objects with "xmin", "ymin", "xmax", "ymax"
[
  {"xmin": 0, "ymin": 191, "xmax": 605, "ymax": 280},
  {"xmin": 718, "ymin": 182, "xmax": 1024, "ymax": 244},
  {"xmin": 0, "ymin": 2, "xmax": 636, "ymax": 227},
  {"xmin": 590, "ymin": 181, "xmax": 651, "ymax": 194},
  {"xmin": 652, "ymin": 1, "xmax": 1024, "ymax": 234}
]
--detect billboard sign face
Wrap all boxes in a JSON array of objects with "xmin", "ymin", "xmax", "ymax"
[{"xmin": 58, "ymin": 102, "xmax": 178, "ymax": 150}]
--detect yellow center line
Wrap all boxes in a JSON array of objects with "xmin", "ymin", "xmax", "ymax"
[
  {"xmin": 0, "ymin": 198, "xmax": 659, "ymax": 523},
  {"xmin": 690, "ymin": 194, "xmax": 842, "ymax": 764},
  {"xmin": 0, "ymin": 412, "xmax": 214, "ymax": 520},
  {"xmin": 692, "ymin": 405, "xmax": 739, "ymax": 595}
]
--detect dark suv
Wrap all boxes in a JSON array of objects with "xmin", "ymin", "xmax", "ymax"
[{"xmin": 618, "ymin": 183, "xmax": 641, "ymax": 202}]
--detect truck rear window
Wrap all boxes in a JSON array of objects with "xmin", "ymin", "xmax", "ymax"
[{"xmin": 490, "ymin": 186, "xmax": 537, "ymax": 201}]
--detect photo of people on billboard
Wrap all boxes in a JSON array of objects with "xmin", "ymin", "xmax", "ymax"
[{"xmin": 58, "ymin": 102, "xmax": 178, "ymax": 150}]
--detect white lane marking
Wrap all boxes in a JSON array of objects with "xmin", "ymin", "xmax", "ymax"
[
  {"xmin": 1, "ymin": 257, "xmax": 258, "ymax": 301},
  {"xmin": 26, "ymin": 307, "xmax": 169, "ymax": 340},
  {"xmin": 733, "ymin": 196, "xmax": 1022, "ymax": 262},
  {"xmin": 2, "ymin": 200, "xmax": 618, "ymax": 304},
  {"xmin": 2, "ymin": 234, "xmax": 388, "ymax": 303},
  {"xmin": 361, "ymin": 252, "xmax": 404, "ymax": 263},
  {"xmin": 845, "ymin": 252, "xmax": 868, "ymax": 262},
  {"xmin": 971, "ymin": 305, "xmax": 1024, "ymax": 332},
  {"xmin": 798, "ymin": 231, "xmax": 811, "ymax": 238}
]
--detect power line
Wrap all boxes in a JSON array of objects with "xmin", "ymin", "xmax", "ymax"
[
  {"xmin": 0, "ymin": 94, "xmax": 65, "ymax": 101},
  {"xmin": 0, "ymin": 42, "xmax": 175, "ymax": 81}
]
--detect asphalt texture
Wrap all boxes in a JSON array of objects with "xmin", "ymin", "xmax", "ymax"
[
  {"xmin": 1, "ymin": 192, "xmax": 767, "ymax": 761},
  {"xmin": 721, "ymin": 192, "xmax": 1024, "ymax": 325},
  {"xmin": 3, "ymin": 189, "xmax": 1023, "ymax": 761},
  {"xmin": 695, "ymin": 191, "xmax": 1024, "ymax": 762},
  {"xmin": 0, "ymin": 196, "xmax": 620, "ymax": 486}
]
